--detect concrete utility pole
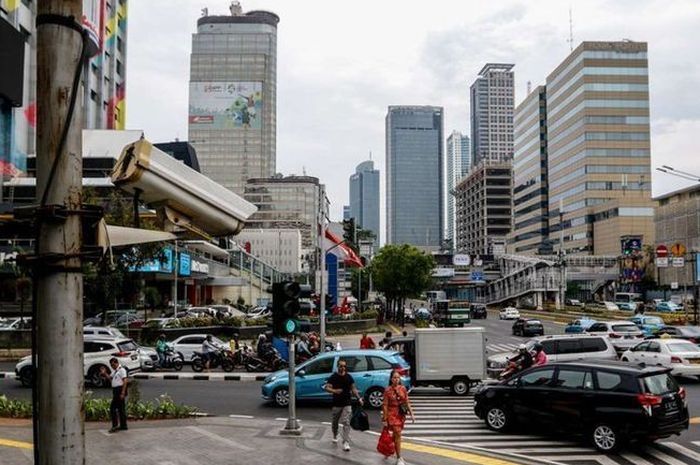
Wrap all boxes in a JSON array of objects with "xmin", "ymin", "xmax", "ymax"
[{"xmin": 36, "ymin": 0, "xmax": 85, "ymax": 463}]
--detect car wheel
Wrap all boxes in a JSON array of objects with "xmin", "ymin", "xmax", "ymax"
[
  {"xmin": 172, "ymin": 359, "xmax": 183, "ymax": 371},
  {"xmin": 591, "ymin": 423, "xmax": 620, "ymax": 452},
  {"xmin": 485, "ymin": 405, "xmax": 510, "ymax": 431},
  {"xmin": 88, "ymin": 365, "xmax": 108, "ymax": 388},
  {"xmin": 19, "ymin": 367, "xmax": 33, "ymax": 388},
  {"xmin": 365, "ymin": 387, "xmax": 384, "ymax": 409},
  {"xmin": 450, "ymin": 378, "xmax": 470, "ymax": 396},
  {"xmin": 191, "ymin": 357, "xmax": 204, "ymax": 372},
  {"xmin": 273, "ymin": 386, "xmax": 290, "ymax": 407}
]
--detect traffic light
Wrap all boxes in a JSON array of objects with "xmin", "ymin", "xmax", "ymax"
[
  {"xmin": 342, "ymin": 218, "xmax": 355, "ymax": 243},
  {"xmin": 272, "ymin": 282, "xmax": 312, "ymax": 337}
]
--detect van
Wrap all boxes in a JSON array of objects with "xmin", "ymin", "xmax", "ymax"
[{"xmin": 486, "ymin": 334, "xmax": 617, "ymax": 378}]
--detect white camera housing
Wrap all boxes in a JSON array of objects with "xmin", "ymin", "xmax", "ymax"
[{"xmin": 111, "ymin": 139, "xmax": 257, "ymax": 238}]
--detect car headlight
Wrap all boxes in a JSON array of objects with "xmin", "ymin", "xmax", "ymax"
[{"xmin": 488, "ymin": 361, "xmax": 505, "ymax": 369}]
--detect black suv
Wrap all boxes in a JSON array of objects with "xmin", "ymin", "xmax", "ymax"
[
  {"xmin": 474, "ymin": 361, "xmax": 688, "ymax": 452},
  {"xmin": 511, "ymin": 318, "xmax": 544, "ymax": 336},
  {"xmin": 470, "ymin": 304, "xmax": 487, "ymax": 319}
]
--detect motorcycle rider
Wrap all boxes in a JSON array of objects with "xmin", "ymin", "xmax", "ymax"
[
  {"xmin": 156, "ymin": 334, "xmax": 168, "ymax": 368},
  {"xmin": 533, "ymin": 343, "xmax": 548, "ymax": 366},
  {"xmin": 256, "ymin": 334, "xmax": 268, "ymax": 358},
  {"xmin": 499, "ymin": 344, "xmax": 533, "ymax": 380},
  {"xmin": 296, "ymin": 334, "xmax": 313, "ymax": 362},
  {"xmin": 202, "ymin": 334, "xmax": 219, "ymax": 371}
]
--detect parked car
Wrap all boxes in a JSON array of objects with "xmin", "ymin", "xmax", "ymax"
[
  {"xmin": 83, "ymin": 326, "xmax": 125, "ymax": 339},
  {"xmin": 630, "ymin": 315, "xmax": 666, "ymax": 337},
  {"xmin": 564, "ymin": 317, "xmax": 597, "ymax": 334},
  {"xmin": 143, "ymin": 318, "xmax": 178, "ymax": 329},
  {"xmin": 403, "ymin": 307, "xmax": 415, "ymax": 323},
  {"xmin": 486, "ymin": 334, "xmax": 617, "ymax": 379},
  {"xmin": 586, "ymin": 301, "xmax": 620, "ymax": 312},
  {"xmin": 414, "ymin": 307, "xmax": 431, "ymax": 320},
  {"xmin": 652, "ymin": 326, "xmax": 700, "ymax": 343},
  {"xmin": 474, "ymin": 361, "xmax": 688, "ymax": 452},
  {"xmin": 261, "ymin": 349, "xmax": 411, "ymax": 408},
  {"xmin": 0, "ymin": 317, "xmax": 31, "ymax": 330},
  {"xmin": 499, "ymin": 307, "xmax": 520, "ymax": 320},
  {"xmin": 512, "ymin": 318, "xmax": 544, "ymax": 337},
  {"xmin": 470, "ymin": 304, "xmax": 487, "ymax": 319},
  {"xmin": 15, "ymin": 337, "xmax": 141, "ymax": 388},
  {"xmin": 621, "ymin": 338, "xmax": 700, "ymax": 378},
  {"xmin": 209, "ymin": 305, "xmax": 247, "ymax": 318},
  {"xmin": 616, "ymin": 302, "xmax": 638, "ymax": 311},
  {"xmin": 247, "ymin": 306, "xmax": 272, "ymax": 319},
  {"xmin": 585, "ymin": 321, "xmax": 644, "ymax": 352},
  {"xmin": 83, "ymin": 310, "xmax": 137, "ymax": 326},
  {"xmin": 656, "ymin": 301, "xmax": 682, "ymax": 312},
  {"xmin": 170, "ymin": 334, "xmax": 227, "ymax": 362},
  {"xmin": 565, "ymin": 299, "xmax": 584, "ymax": 308},
  {"xmin": 113, "ymin": 313, "xmax": 145, "ymax": 329}
]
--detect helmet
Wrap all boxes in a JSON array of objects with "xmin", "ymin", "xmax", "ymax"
[
  {"xmin": 518, "ymin": 344, "xmax": 527, "ymax": 351},
  {"xmin": 206, "ymin": 334, "xmax": 212, "ymax": 341},
  {"xmin": 534, "ymin": 343, "xmax": 543, "ymax": 351}
]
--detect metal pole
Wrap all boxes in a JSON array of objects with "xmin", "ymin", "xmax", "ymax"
[
  {"xmin": 281, "ymin": 335, "xmax": 302, "ymax": 434},
  {"xmin": 558, "ymin": 203, "xmax": 565, "ymax": 310},
  {"xmin": 36, "ymin": 1, "xmax": 85, "ymax": 462},
  {"xmin": 173, "ymin": 242, "xmax": 178, "ymax": 317},
  {"xmin": 320, "ymin": 224, "xmax": 327, "ymax": 352}
]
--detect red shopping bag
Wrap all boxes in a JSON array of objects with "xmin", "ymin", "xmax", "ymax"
[{"xmin": 376, "ymin": 427, "xmax": 395, "ymax": 457}]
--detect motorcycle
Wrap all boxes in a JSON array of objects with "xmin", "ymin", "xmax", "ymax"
[
  {"xmin": 159, "ymin": 347, "xmax": 184, "ymax": 371},
  {"xmin": 191, "ymin": 348, "xmax": 235, "ymax": 372},
  {"xmin": 245, "ymin": 345, "xmax": 286, "ymax": 372}
]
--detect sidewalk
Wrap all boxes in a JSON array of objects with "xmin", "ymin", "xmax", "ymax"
[{"xmin": 0, "ymin": 416, "xmax": 533, "ymax": 465}]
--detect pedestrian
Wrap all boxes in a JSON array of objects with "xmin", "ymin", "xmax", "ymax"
[
  {"xmin": 359, "ymin": 332, "xmax": 376, "ymax": 349},
  {"xmin": 100, "ymin": 357, "xmax": 128, "ymax": 433},
  {"xmin": 402, "ymin": 330, "xmax": 408, "ymax": 337},
  {"xmin": 382, "ymin": 331, "xmax": 392, "ymax": 347},
  {"xmin": 324, "ymin": 360, "xmax": 364, "ymax": 452},
  {"xmin": 382, "ymin": 368, "xmax": 414, "ymax": 465}
]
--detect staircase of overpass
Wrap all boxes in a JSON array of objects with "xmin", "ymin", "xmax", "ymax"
[{"xmin": 486, "ymin": 254, "xmax": 619, "ymax": 307}]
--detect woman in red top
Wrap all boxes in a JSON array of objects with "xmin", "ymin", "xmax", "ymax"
[
  {"xmin": 382, "ymin": 369, "xmax": 414, "ymax": 465},
  {"xmin": 359, "ymin": 332, "xmax": 376, "ymax": 349}
]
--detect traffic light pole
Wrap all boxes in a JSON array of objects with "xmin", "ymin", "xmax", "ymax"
[{"xmin": 280, "ymin": 335, "xmax": 302, "ymax": 435}]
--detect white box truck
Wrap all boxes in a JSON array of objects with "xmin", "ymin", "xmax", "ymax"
[{"xmin": 385, "ymin": 327, "xmax": 486, "ymax": 395}]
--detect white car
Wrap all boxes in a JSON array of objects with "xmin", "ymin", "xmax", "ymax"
[
  {"xmin": 247, "ymin": 306, "xmax": 272, "ymax": 319},
  {"xmin": 585, "ymin": 320, "xmax": 644, "ymax": 352},
  {"xmin": 499, "ymin": 307, "xmax": 520, "ymax": 320},
  {"xmin": 170, "ymin": 334, "xmax": 227, "ymax": 362},
  {"xmin": 15, "ymin": 337, "xmax": 141, "ymax": 388},
  {"xmin": 621, "ymin": 338, "xmax": 700, "ymax": 377},
  {"xmin": 83, "ymin": 326, "xmax": 125, "ymax": 338},
  {"xmin": 209, "ymin": 305, "xmax": 247, "ymax": 318},
  {"xmin": 0, "ymin": 317, "xmax": 32, "ymax": 330}
]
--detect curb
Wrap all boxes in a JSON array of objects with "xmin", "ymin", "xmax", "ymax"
[
  {"xmin": 0, "ymin": 372, "xmax": 13, "ymax": 379},
  {"xmin": 130, "ymin": 373, "xmax": 268, "ymax": 382}
]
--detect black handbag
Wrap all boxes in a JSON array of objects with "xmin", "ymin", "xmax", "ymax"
[{"xmin": 350, "ymin": 404, "xmax": 370, "ymax": 431}]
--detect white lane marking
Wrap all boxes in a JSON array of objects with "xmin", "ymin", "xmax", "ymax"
[
  {"xmin": 535, "ymin": 455, "xmax": 619, "ymax": 465},
  {"xmin": 274, "ymin": 417, "xmax": 287, "ymax": 421},
  {"xmin": 186, "ymin": 426, "xmax": 254, "ymax": 451},
  {"xmin": 660, "ymin": 442, "xmax": 700, "ymax": 463},
  {"xmin": 620, "ymin": 453, "xmax": 655, "ymax": 465},
  {"xmin": 404, "ymin": 434, "xmax": 552, "ymax": 441},
  {"xmin": 644, "ymin": 448, "xmax": 688, "ymax": 465},
  {"xmin": 451, "ymin": 440, "xmax": 577, "ymax": 447},
  {"xmin": 228, "ymin": 414, "xmax": 254, "ymax": 419},
  {"xmin": 497, "ymin": 447, "xmax": 594, "ymax": 454}
]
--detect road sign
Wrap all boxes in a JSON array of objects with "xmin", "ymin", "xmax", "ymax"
[
  {"xmin": 453, "ymin": 254, "xmax": 471, "ymax": 266},
  {"xmin": 671, "ymin": 282, "xmax": 679, "ymax": 290},
  {"xmin": 470, "ymin": 271, "xmax": 484, "ymax": 282},
  {"xmin": 656, "ymin": 244, "xmax": 668, "ymax": 258},
  {"xmin": 671, "ymin": 243, "xmax": 686, "ymax": 257},
  {"xmin": 655, "ymin": 257, "xmax": 669, "ymax": 268},
  {"xmin": 672, "ymin": 257, "xmax": 685, "ymax": 267}
]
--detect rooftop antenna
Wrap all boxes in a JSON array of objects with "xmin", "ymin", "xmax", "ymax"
[
  {"xmin": 369, "ymin": 150, "xmax": 372, "ymax": 161},
  {"xmin": 567, "ymin": 6, "xmax": 574, "ymax": 51}
]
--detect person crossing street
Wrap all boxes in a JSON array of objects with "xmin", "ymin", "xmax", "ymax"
[{"xmin": 324, "ymin": 360, "xmax": 363, "ymax": 452}]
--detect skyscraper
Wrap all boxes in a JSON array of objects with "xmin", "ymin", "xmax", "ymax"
[
  {"xmin": 470, "ymin": 63, "xmax": 515, "ymax": 166},
  {"xmin": 546, "ymin": 41, "xmax": 654, "ymax": 255},
  {"xmin": 348, "ymin": 160, "xmax": 380, "ymax": 246},
  {"xmin": 445, "ymin": 131, "xmax": 470, "ymax": 245},
  {"xmin": 509, "ymin": 85, "xmax": 550, "ymax": 255},
  {"xmin": 386, "ymin": 106, "xmax": 443, "ymax": 249},
  {"xmin": 188, "ymin": 3, "xmax": 278, "ymax": 195}
]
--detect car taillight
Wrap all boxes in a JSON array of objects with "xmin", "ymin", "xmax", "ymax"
[
  {"xmin": 670, "ymin": 356, "xmax": 683, "ymax": 364},
  {"xmin": 637, "ymin": 393, "xmax": 663, "ymax": 416},
  {"xmin": 608, "ymin": 332, "xmax": 622, "ymax": 338},
  {"xmin": 393, "ymin": 364, "xmax": 410, "ymax": 377}
]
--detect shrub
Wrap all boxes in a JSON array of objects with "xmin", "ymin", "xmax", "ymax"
[
  {"xmin": 352, "ymin": 309, "xmax": 379, "ymax": 321},
  {"xmin": 0, "ymin": 395, "xmax": 32, "ymax": 418},
  {"xmin": 414, "ymin": 319, "xmax": 430, "ymax": 328}
]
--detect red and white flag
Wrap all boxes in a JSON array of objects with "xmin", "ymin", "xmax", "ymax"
[{"xmin": 323, "ymin": 228, "xmax": 363, "ymax": 268}]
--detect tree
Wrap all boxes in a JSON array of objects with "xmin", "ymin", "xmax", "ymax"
[{"xmin": 369, "ymin": 244, "xmax": 435, "ymax": 326}]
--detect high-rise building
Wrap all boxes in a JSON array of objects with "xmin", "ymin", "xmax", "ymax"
[
  {"xmin": 546, "ymin": 41, "xmax": 654, "ymax": 255},
  {"xmin": 348, "ymin": 160, "xmax": 380, "ymax": 246},
  {"xmin": 0, "ymin": 0, "xmax": 128, "ymax": 179},
  {"xmin": 234, "ymin": 228, "xmax": 302, "ymax": 274},
  {"xmin": 470, "ymin": 63, "xmax": 515, "ymax": 166},
  {"xmin": 445, "ymin": 131, "xmax": 470, "ymax": 245},
  {"xmin": 243, "ymin": 175, "xmax": 323, "ymax": 256},
  {"xmin": 188, "ymin": 3, "xmax": 278, "ymax": 195},
  {"xmin": 342, "ymin": 205, "xmax": 351, "ymax": 220},
  {"xmin": 509, "ymin": 85, "xmax": 550, "ymax": 255},
  {"xmin": 385, "ymin": 106, "xmax": 443, "ymax": 250},
  {"xmin": 455, "ymin": 162, "xmax": 512, "ymax": 256}
]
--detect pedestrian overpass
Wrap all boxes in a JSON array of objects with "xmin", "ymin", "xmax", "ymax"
[{"xmin": 485, "ymin": 254, "xmax": 619, "ymax": 308}]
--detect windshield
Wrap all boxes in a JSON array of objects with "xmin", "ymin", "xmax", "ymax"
[
  {"xmin": 667, "ymin": 342, "xmax": 700, "ymax": 353},
  {"xmin": 642, "ymin": 373, "xmax": 679, "ymax": 395},
  {"xmin": 117, "ymin": 341, "xmax": 138, "ymax": 352},
  {"xmin": 646, "ymin": 317, "xmax": 663, "ymax": 325},
  {"xmin": 526, "ymin": 320, "xmax": 542, "ymax": 325},
  {"xmin": 612, "ymin": 324, "xmax": 639, "ymax": 332}
]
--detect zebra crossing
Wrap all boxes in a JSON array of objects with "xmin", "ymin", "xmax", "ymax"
[
  {"xmin": 403, "ymin": 394, "xmax": 700, "ymax": 465},
  {"xmin": 486, "ymin": 342, "xmax": 519, "ymax": 353}
]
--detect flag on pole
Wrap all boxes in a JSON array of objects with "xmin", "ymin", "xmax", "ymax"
[{"xmin": 324, "ymin": 228, "xmax": 363, "ymax": 268}]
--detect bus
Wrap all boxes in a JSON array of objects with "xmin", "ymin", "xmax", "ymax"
[
  {"xmin": 614, "ymin": 292, "xmax": 642, "ymax": 311},
  {"xmin": 426, "ymin": 290, "xmax": 447, "ymax": 303},
  {"xmin": 432, "ymin": 299, "xmax": 471, "ymax": 327}
]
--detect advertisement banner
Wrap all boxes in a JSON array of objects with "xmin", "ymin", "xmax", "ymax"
[
  {"xmin": 179, "ymin": 252, "xmax": 191, "ymax": 277},
  {"xmin": 189, "ymin": 82, "xmax": 263, "ymax": 129},
  {"xmin": 453, "ymin": 254, "xmax": 471, "ymax": 266}
]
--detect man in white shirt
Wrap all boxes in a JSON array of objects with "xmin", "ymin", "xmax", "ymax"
[{"xmin": 101, "ymin": 357, "xmax": 128, "ymax": 432}]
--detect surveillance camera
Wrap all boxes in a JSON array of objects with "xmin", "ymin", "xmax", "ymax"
[{"xmin": 111, "ymin": 139, "xmax": 257, "ymax": 238}]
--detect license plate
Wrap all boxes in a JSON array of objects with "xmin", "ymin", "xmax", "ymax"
[
  {"xmin": 624, "ymin": 335, "xmax": 633, "ymax": 339},
  {"xmin": 666, "ymin": 401, "xmax": 678, "ymax": 410}
]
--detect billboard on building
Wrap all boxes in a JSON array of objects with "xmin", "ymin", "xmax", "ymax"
[{"xmin": 189, "ymin": 82, "xmax": 262, "ymax": 130}]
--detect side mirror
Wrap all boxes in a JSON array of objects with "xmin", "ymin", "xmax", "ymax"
[{"xmin": 297, "ymin": 370, "xmax": 306, "ymax": 377}]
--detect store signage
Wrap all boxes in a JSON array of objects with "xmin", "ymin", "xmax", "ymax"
[
  {"xmin": 432, "ymin": 267, "xmax": 455, "ymax": 278},
  {"xmin": 671, "ymin": 282, "xmax": 679, "ymax": 290},
  {"xmin": 132, "ymin": 248, "xmax": 173, "ymax": 273},
  {"xmin": 191, "ymin": 260, "xmax": 210, "ymax": 274},
  {"xmin": 179, "ymin": 252, "xmax": 191, "ymax": 276},
  {"xmin": 453, "ymin": 254, "xmax": 471, "ymax": 266}
]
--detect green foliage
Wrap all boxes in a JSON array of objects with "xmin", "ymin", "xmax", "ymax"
[
  {"xmin": 144, "ymin": 287, "xmax": 161, "ymax": 310},
  {"xmin": 351, "ymin": 309, "xmax": 379, "ymax": 320},
  {"xmin": 236, "ymin": 296, "xmax": 246, "ymax": 307},
  {"xmin": 414, "ymin": 319, "xmax": 430, "ymax": 328},
  {"xmin": 170, "ymin": 316, "xmax": 267, "ymax": 328},
  {"xmin": 0, "ymin": 393, "xmax": 197, "ymax": 421},
  {"xmin": 370, "ymin": 244, "xmax": 436, "ymax": 301}
]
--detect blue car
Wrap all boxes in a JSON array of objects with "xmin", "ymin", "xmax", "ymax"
[
  {"xmin": 564, "ymin": 317, "xmax": 597, "ymax": 334},
  {"xmin": 261, "ymin": 349, "xmax": 411, "ymax": 409},
  {"xmin": 656, "ymin": 301, "xmax": 682, "ymax": 312},
  {"xmin": 630, "ymin": 315, "xmax": 665, "ymax": 336}
]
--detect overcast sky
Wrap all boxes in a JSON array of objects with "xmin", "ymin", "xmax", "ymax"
[{"xmin": 126, "ymin": 0, "xmax": 700, "ymax": 238}]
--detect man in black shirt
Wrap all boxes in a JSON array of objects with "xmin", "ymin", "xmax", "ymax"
[{"xmin": 324, "ymin": 360, "xmax": 363, "ymax": 451}]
